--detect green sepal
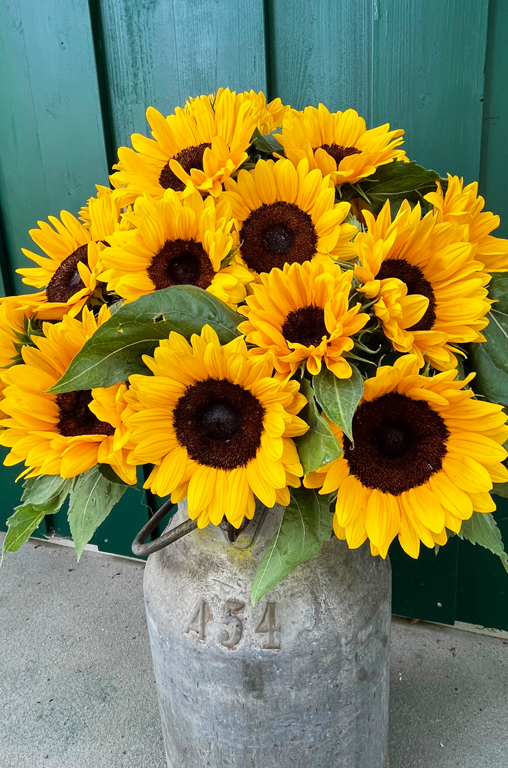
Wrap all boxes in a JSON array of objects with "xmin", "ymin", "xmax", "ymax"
[
  {"xmin": 251, "ymin": 488, "xmax": 334, "ymax": 604},
  {"xmin": 250, "ymin": 128, "xmax": 283, "ymax": 156}
]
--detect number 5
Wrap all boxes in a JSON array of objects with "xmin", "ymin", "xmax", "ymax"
[{"xmin": 219, "ymin": 599, "xmax": 245, "ymax": 647}]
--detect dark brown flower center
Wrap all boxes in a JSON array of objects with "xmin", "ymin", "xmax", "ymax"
[
  {"xmin": 147, "ymin": 239, "xmax": 214, "ymax": 290},
  {"xmin": 56, "ymin": 390, "xmax": 114, "ymax": 438},
  {"xmin": 317, "ymin": 143, "xmax": 361, "ymax": 165},
  {"xmin": 240, "ymin": 201, "xmax": 318, "ymax": 274},
  {"xmin": 343, "ymin": 392, "xmax": 449, "ymax": 495},
  {"xmin": 46, "ymin": 245, "xmax": 89, "ymax": 303},
  {"xmin": 159, "ymin": 142, "xmax": 212, "ymax": 193},
  {"xmin": 173, "ymin": 378, "xmax": 265, "ymax": 470},
  {"xmin": 282, "ymin": 306, "xmax": 328, "ymax": 347},
  {"xmin": 377, "ymin": 259, "xmax": 436, "ymax": 332}
]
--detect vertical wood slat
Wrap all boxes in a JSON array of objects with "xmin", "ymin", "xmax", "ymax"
[
  {"xmin": 0, "ymin": 0, "xmax": 111, "ymax": 292},
  {"xmin": 479, "ymin": 0, "xmax": 508, "ymax": 237},
  {"xmin": 97, "ymin": 0, "xmax": 267, "ymax": 150},
  {"xmin": 372, "ymin": 0, "xmax": 490, "ymax": 181},
  {"xmin": 264, "ymin": 0, "xmax": 373, "ymax": 120}
]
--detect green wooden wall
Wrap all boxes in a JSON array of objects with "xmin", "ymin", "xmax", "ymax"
[{"xmin": 0, "ymin": 0, "xmax": 507, "ymax": 627}]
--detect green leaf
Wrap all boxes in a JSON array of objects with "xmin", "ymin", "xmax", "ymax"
[
  {"xmin": 251, "ymin": 128, "xmax": 283, "ymax": 155},
  {"xmin": 251, "ymin": 487, "xmax": 334, "ymax": 604},
  {"xmin": 2, "ymin": 474, "xmax": 72, "ymax": 561},
  {"xmin": 493, "ymin": 483, "xmax": 508, "ymax": 499},
  {"xmin": 21, "ymin": 474, "xmax": 72, "ymax": 507},
  {"xmin": 98, "ymin": 463, "xmax": 130, "ymax": 486},
  {"xmin": 67, "ymin": 466, "xmax": 127, "ymax": 560},
  {"xmin": 470, "ymin": 309, "xmax": 508, "ymax": 408},
  {"xmin": 296, "ymin": 378, "xmax": 342, "ymax": 474},
  {"xmin": 458, "ymin": 513, "xmax": 508, "ymax": 574},
  {"xmin": 312, "ymin": 364, "xmax": 364, "ymax": 442},
  {"xmin": 49, "ymin": 286, "xmax": 242, "ymax": 393},
  {"xmin": 357, "ymin": 160, "xmax": 443, "ymax": 214},
  {"xmin": 2, "ymin": 505, "xmax": 47, "ymax": 559}
]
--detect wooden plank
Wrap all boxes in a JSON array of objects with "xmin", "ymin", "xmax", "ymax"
[
  {"xmin": 372, "ymin": 0, "xmax": 490, "ymax": 180},
  {"xmin": 265, "ymin": 0, "xmax": 373, "ymax": 118},
  {"xmin": 0, "ymin": 0, "xmax": 109, "ymax": 293},
  {"xmin": 479, "ymin": 0, "xmax": 508, "ymax": 237},
  {"xmin": 98, "ymin": 0, "xmax": 267, "ymax": 149}
]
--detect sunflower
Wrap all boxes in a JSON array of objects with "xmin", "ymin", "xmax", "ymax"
[
  {"xmin": 99, "ymin": 190, "xmax": 252, "ymax": 308},
  {"xmin": 125, "ymin": 325, "xmax": 308, "ymax": 528},
  {"xmin": 425, "ymin": 175, "xmax": 508, "ymax": 273},
  {"xmin": 110, "ymin": 88, "xmax": 259, "ymax": 204},
  {"xmin": 354, "ymin": 200, "xmax": 492, "ymax": 370},
  {"xmin": 275, "ymin": 104, "xmax": 405, "ymax": 186},
  {"xmin": 0, "ymin": 306, "xmax": 136, "ymax": 483},
  {"xmin": 238, "ymin": 260, "xmax": 368, "ymax": 377},
  {"xmin": 239, "ymin": 90, "xmax": 290, "ymax": 134},
  {"xmin": 17, "ymin": 189, "xmax": 128, "ymax": 320},
  {"xmin": 305, "ymin": 355, "xmax": 508, "ymax": 559},
  {"xmin": 222, "ymin": 158, "xmax": 357, "ymax": 276}
]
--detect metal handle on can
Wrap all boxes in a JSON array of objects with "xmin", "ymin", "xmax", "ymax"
[{"xmin": 131, "ymin": 499, "xmax": 198, "ymax": 557}]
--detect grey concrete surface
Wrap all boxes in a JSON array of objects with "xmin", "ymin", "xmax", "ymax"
[{"xmin": 1, "ymin": 535, "xmax": 507, "ymax": 768}]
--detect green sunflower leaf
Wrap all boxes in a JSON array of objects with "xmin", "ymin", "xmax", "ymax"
[
  {"xmin": 493, "ymin": 483, "xmax": 508, "ymax": 499},
  {"xmin": 2, "ymin": 475, "xmax": 72, "ymax": 561},
  {"xmin": 296, "ymin": 378, "xmax": 342, "ymax": 474},
  {"xmin": 67, "ymin": 466, "xmax": 127, "ymax": 561},
  {"xmin": 470, "ymin": 274, "xmax": 508, "ymax": 408},
  {"xmin": 251, "ymin": 128, "xmax": 283, "ymax": 156},
  {"xmin": 356, "ymin": 160, "xmax": 444, "ymax": 214},
  {"xmin": 49, "ymin": 286, "xmax": 243, "ymax": 393},
  {"xmin": 251, "ymin": 487, "xmax": 334, "ymax": 604},
  {"xmin": 458, "ymin": 512, "xmax": 508, "ymax": 574},
  {"xmin": 1, "ymin": 505, "xmax": 47, "ymax": 561},
  {"xmin": 312, "ymin": 364, "xmax": 364, "ymax": 442}
]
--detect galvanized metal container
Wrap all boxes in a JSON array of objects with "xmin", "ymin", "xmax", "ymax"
[{"xmin": 144, "ymin": 501, "xmax": 391, "ymax": 768}]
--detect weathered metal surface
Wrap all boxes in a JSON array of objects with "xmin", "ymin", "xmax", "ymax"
[{"xmin": 144, "ymin": 501, "xmax": 391, "ymax": 767}]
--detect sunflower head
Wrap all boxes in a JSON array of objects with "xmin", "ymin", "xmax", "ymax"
[
  {"xmin": 275, "ymin": 104, "xmax": 406, "ymax": 186},
  {"xmin": 0, "ymin": 306, "xmax": 137, "ymax": 483},
  {"xmin": 17, "ymin": 190, "xmax": 127, "ymax": 320},
  {"xmin": 239, "ymin": 90, "xmax": 290, "ymax": 134},
  {"xmin": 238, "ymin": 259, "xmax": 368, "ymax": 377},
  {"xmin": 99, "ymin": 189, "xmax": 252, "ymax": 308},
  {"xmin": 305, "ymin": 355, "xmax": 508, "ymax": 559},
  {"xmin": 353, "ymin": 200, "xmax": 492, "ymax": 370},
  {"xmin": 425, "ymin": 175, "xmax": 508, "ymax": 273},
  {"xmin": 110, "ymin": 88, "xmax": 260, "ymax": 204},
  {"xmin": 126, "ymin": 325, "xmax": 308, "ymax": 529},
  {"xmin": 222, "ymin": 157, "xmax": 357, "ymax": 277}
]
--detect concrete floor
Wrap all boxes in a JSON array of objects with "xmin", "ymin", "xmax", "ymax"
[{"xmin": 1, "ymin": 536, "xmax": 507, "ymax": 768}]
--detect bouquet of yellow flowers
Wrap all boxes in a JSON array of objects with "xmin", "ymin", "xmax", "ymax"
[{"xmin": 1, "ymin": 88, "xmax": 507, "ymax": 602}]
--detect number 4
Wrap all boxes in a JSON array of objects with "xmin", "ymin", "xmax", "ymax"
[{"xmin": 255, "ymin": 602, "xmax": 280, "ymax": 649}]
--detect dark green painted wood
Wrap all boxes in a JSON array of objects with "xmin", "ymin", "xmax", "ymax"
[
  {"xmin": 264, "ymin": 0, "xmax": 373, "ymax": 118},
  {"xmin": 480, "ymin": 0, "xmax": 508, "ymax": 237},
  {"xmin": 372, "ymin": 0, "xmax": 489, "ymax": 181},
  {"xmin": 97, "ymin": 0, "xmax": 267, "ymax": 150},
  {"xmin": 455, "ymin": 499, "xmax": 508, "ymax": 631},
  {"xmin": 0, "ymin": 0, "xmax": 110, "ymax": 292},
  {"xmin": 390, "ymin": 537, "xmax": 459, "ymax": 626}
]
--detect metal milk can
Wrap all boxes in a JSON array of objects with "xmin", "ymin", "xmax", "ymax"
[{"xmin": 141, "ymin": 500, "xmax": 391, "ymax": 768}]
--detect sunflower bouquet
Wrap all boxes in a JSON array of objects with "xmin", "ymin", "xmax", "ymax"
[{"xmin": 1, "ymin": 89, "xmax": 507, "ymax": 603}]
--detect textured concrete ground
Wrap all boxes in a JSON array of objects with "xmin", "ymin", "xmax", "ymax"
[{"xmin": 1, "ymin": 535, "xmax": 507, "ymax": 768}]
